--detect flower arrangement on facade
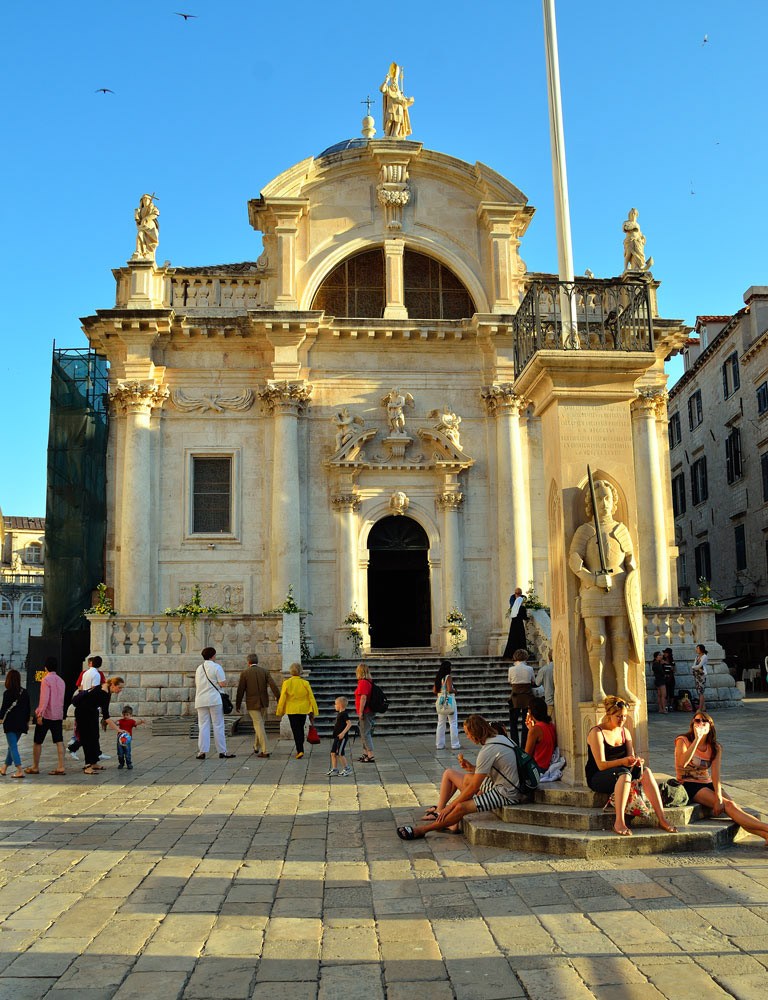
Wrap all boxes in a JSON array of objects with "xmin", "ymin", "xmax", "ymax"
[
  {"xmin": 85, "ymin": 582, "xmax": 117, "ymax": 616},
  {"xmin": 445, "ymin": 607, "xmax": 469, "ymax": 653},
  {"xmin": 343, "ymin": 609, "xmax": 367, "ymax": 657},
  {"xmin": 164, "ymin": 584, "xmax": 231, "ymax": 631},
  {"xmin": 686, "ymin": 577, "xmax": 724, "ymax": 612}
]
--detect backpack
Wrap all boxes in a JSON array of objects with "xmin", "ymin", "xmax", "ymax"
[
  {"xmin": 495, "ymin": 736, "xmax": 541, "ymax": 794},
  {"xmin": 367, "ymin": 681, "xmax": 388, "ymax": 715}
]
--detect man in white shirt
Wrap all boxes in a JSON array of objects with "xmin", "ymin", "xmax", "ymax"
[
  {"xmin": 79, "ymin": 656, "xmax": 103, "ymax": 691},
  {"xmin": 536, "ymin": 651, "xmax": 556, "ymax": 723}
]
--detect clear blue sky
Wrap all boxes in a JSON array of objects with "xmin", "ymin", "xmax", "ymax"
[{"xmin": 2, "ymin": 1, "xmax": 764, "ymax": 516}]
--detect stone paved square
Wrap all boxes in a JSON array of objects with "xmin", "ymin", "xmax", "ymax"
[{"xmin": 1, "ymin": 703, "xmax": 768, "ymax": 998}]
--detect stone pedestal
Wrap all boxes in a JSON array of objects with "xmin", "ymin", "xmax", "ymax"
[{"xmin": 515, "ymin": 351, "xmax": 656, "ymax": 784}]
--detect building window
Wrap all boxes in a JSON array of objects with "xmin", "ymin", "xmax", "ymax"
[
  {"xmin": 668, "ymin": 412, "xmax": 681, "ymax": 449},
  {"xmin": 762, "ymin": 453, "xmax": 768, "ymax": 502},
  {"xmin": 735, "ymin": 524, "xmax": 747, "ymax": 571},
  {"xmin": 691, "ymin": 456, "xmax": 708, "ymax": 505},
  {"xmin": 694, "ymin": 542, "xmax": 711, "ymax": 582},
  {"xmin": 687, "ymin": 390, "xmax": 703, "ymax": 430},
  {"xmin": 757, "ymin": 382, "xmax": 768, "ymax": 415},
  {"xmin": 20, "ymin": 594, "xmax": 43, "ymax": 614},
  {"xmin": 192, "ymin": 457, "xmax": 232, "ymax": 534},
  {"xmin": 722, "ymin": 351, "xmax": 740, "ymax": 398},
  {"xmin": 311, "ymin": 247, "xmax": 476, "ymax": 319},
  {"xmin": 725, "ymin": 427, "xmax": 743, "ymax": 485},
  {"xmin": 25, "ymin": 543, "xmax": 42, "ymax": 564},
  {"xmin": 677, "ymin": 554, "xmax": 688, "ymax": 587},
  {"xmin": 0, "ymin": 596, "xmax": 11, "ymax": 615},
  {"xmin": 672, "ymin": 473, "xmax": 686, "ymax": 517}
]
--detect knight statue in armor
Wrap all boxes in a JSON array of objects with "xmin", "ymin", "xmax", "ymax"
[{"xmin": 568, "ymin": 479, "xmax": 643, "ymax": 704}]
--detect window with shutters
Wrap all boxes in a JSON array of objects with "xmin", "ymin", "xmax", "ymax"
[
  {"xmin": 722, "ymin": 351, "xmax": 740, "ymax": 399},
  {"xmin": 672, "ymin": 473, "xmax": 686, "ymax": 517},
  {"xmin": 687, "ymin": 390, "xmax": 703, "ymax": 430},
  {"xmin": 725, "ymin": 427, "xmax": 743, "ymax": 485},
  {"xmin": 758, "ymin": 382, "xmax": 768, "ymax": 415},
  {"xmin": 762, "ymin": 453, "xmax": 768, "ymax": 502},
  {"xmin": 691, "ymin": 456, "xmax": 708, "ymax": 505},
  {"xmin": 668, "ymin": 412, "xmax": 681, "ymax": 449},
  {"xmin": 694, "ymin": 542, "xmax": 711, "ymax": 582},
  {"xmin": 735, "ymin": 524, "xmax": 747, "ymax": 571},
  {"xmin": 192, "ymin": 457, "xmax": 232, "ymax": 534}
]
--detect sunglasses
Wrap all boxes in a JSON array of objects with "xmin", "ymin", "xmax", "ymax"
[{"xmin": 613, "ymin": 700, "xmax": 628, "ymax": 710}]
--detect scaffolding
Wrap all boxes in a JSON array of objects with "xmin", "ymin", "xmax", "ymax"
[{"xmin": 42, "ymin": 348, "xmax": 109, "ymax": 637}]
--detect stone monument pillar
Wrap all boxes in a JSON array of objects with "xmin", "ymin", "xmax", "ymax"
[
  {"xmin": 631, "ymin": 388, "xmax": 670, "ymax": 606},
  {"xmin": 482, "ymin": 385, "xmax": 533, "ymax": 653},
  {"xmin": 514, "ymin": 351, "xmax": 656, "ymax": 783},
  {"xmin": 437, "ymin": 490, "xmax": 465, "ymax": 654},
  {"xmin": 332, "ymin": 492, "xmax": 361, "ymax": 655},
  {"xmin": 109, "ymin": 380, "xmax": 169, "ymax": 614},
  {"xmin": 259, "ymin": 380, "xmax": 312, "ymax": 607},
  {"xmin": 383, "ymin": 238, "xmax": 408, "ymax": 319}
]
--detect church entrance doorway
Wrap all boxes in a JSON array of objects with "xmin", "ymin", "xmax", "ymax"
[{"xmin": 367, "ymin": 515, "xmax": 431, "ymax": 648}]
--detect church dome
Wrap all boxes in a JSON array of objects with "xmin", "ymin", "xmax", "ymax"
[{"xmin": 316, "ymin": 138, "xmax": 369, "ymax": 158}]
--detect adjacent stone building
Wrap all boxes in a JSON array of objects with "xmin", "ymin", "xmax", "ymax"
[
  {"xmin": 0, "ymin": 512, "xmax": 45, "ymax": 668},
  {"xmin": 668, "ymin": 287, "xmax": 768, "ymax": 671}
]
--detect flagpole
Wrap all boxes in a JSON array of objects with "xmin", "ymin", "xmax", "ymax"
[{"xmin": 542, "ymin": 0, "xmax": 579, "ymax": 346}]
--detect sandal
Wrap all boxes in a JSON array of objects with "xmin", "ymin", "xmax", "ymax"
[
  {"xmin": 83, "ymin": 767, "xmax": 99, "ymax": 775},
  {"xmin": 10, "ymin": 773, "xmax": 25, "ymax": 779},
  {"xmin": 49, "ymin": 770, "xmax": 66, "ymax": 775},
  {"xmin": 24, "ymin": 767, "xmax": 39, "ymax": 774},
  {"xmin": 397, "ymin": 825, "xmax": 424, "ymax": 840},
  {"xmin": 612, "ymin": 824, "xmax": 632, "ymax": 837},
  {"xmin": 421, "ymin": 806, "xmax": 439, "ymax": 821},
  {"xmin": 361, "ymin": 757, "xmax": 375, "ymax": 763},
  {"xmin": 659, "ymin": 821, "xmax": 679, "ymax": 833}
]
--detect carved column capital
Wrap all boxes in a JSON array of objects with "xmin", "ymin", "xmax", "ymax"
[
  {"xmin": 481, "ymin": 384, "xmax": 529, "ymax": 417},
  {"xmin": 436, "ymin": 491, "xmax": 465, "ymax": 512},
  {"xmin": 377, "ymin": 161, "xmax": 411, "ymax": 231},
  {"xmin": 631, "ymin": 387, "xmax": 668, "ymax": 420},
  {"xmin": 331, "ymin": 493, "xmax": 361, "ymax": 512},
  {"xmin": 109, "ymin": 380, "xmax": 169, "ymax": 415},
  {"xmin": 258, "ymin": 380, "xmax": 313, "ymax": 415}
]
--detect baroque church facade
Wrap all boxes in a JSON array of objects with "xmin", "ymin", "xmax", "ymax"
[{"xmin": 81, "ymin": 133, "xmax": 685, "ymax": 664}]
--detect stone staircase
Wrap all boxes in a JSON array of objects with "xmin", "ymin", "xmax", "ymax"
[
  {"xmin": 301, "ymin": 655, "xmax": 516, "ymax": 738},
  {"xmin": 463, "ymin": 783, "xmax": 743, "ymax": 858}
]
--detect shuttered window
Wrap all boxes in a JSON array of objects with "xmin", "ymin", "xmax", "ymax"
[{"xmin": 192, "ymin": 457, "xmax": 232, "ymax": 533}]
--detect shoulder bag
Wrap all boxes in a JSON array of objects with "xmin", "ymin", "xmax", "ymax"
[
  {"xmin": 435, "ymin": 678, "xmax": 456, "ymax": 717},
  {"xmin": 203, "ymin": 665, "xmax": 233, "ymax": 715}
]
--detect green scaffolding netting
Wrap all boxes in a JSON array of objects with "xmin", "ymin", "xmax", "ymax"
[{"xmin": 42, "ymin": 349, "xmax": 109, "ymax": 636}]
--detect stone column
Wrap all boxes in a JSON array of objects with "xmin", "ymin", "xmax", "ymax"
[
  {"xmin": 478, "ymin": 204, "xmax": 528, "ymax": 312},
  {"xmin": 332, "ymin": 492, "xmax": 362, "ymax": 655},
  {"xmin": 482, "ymin": 385, "xmax": 533, "ymax": 651},
  {"xmin": 631, "ymin": 389, "xmax": 670, "ymax": 606},
  {"xmin": 383, "ymin": 238, "xmax": 408, "ymax": 319},
  {"xmin": 437, "ymin": 490, "xmax": 465, "ymax": 654},
  {"xmin": 109, "ymin": 381, "xmax": 169, "ymax": 614},
  {"xmin": 259, "ymin": 380, "xmax": 312, "ymax": 607}
]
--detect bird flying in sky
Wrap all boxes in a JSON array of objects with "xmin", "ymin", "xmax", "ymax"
[
  {"xmin": 702, "ymin": 34, "xmax": 708, "ymax": 45},
  {"xmin": 95, "ymin": 88, "xmax": 114, "ymax": 94},
  {"xmin": 174, "ymin": 12, "xmax": 197, "ymax": 19}
]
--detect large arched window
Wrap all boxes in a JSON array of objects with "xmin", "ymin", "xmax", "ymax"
[
  {"xmin": 312, "ymin": 248, "xmax": 475, "ymax": 319},
  {"xmin": 20, "ymin": 594, "xmax": 43, "ymax": 614}
]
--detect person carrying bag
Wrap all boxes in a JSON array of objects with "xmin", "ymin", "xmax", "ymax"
[{"xmin": 193, "ymin": 647, "xmax": 235, "ymax": 761}]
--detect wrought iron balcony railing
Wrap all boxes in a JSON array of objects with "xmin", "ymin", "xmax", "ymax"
[{"xmin": 513, "ymin": 277, "xmax": 654, "ymax": 378}]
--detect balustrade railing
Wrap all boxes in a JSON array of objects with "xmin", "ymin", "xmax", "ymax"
[{"xmin": 514, "ymin": 277, "xmax": 654, "ymax": 377}]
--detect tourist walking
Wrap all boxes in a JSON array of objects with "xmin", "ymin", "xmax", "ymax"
[
  {"xmin": 0, "ymin": 669, "xmax": 31, "ymax": 779},
  {"xmin": 67, "ymin": 657, "xmax": 107, "ymax": 760},
  {"xmin": 194, "ymin": 647, "xmax": 235, "ymax": 761},
  {"xmin": 236, "ymin": 652, "xmax": 281, "ymax": 758},
  {"xmin": 397, "ymin": 715, "xmax": 524, "ymax": 840},
  {"xmin": 692, "ymin": 644, "xmax": 708, "ymax": 712},
  {"xmin": 277, "ymin": 662, "xmax": 318, "ymax": 759},
  {"xmin": 434, "ymin": 659, "xmax": 460, "ymax": 751},
  {"xmin": 507, "ymin": 648, "xmax": 535, "ymax": 744},
  {"xmin": 651, "ymin": 651, "xmax": 668, "ymax": 714},
  {"xmin": 662, "ymin": 648, "xmax": 676, "ymax": 708},
  {"xmin": 328, "ymin": 696, "xmax": 352, "ymax": 776},
  {"xmin": 524, "ymin": 697, "xmax": 557, "ymax": 772},
  {"xmin": 355, "ymin": 663, "xmax": 376, "ymax": 763},
  {"xmin": 502, "ymin": 587, "xmax": 528, "ymax": 660},
  {"xmin": 26, "ymin": 657, "xmax": 66, "ymax": 775},
  {"xmin": 535, "ymin": 651, "xmax": 555, "ymax": 723},
  {"xmin": 73, "ymin": 676, "xmax": 125, "ymax": 774},
  {"xmin": 674, "ymin": 712, "xmax": 768, "ymax": 845},
  {"xmin": 585, "ymin": 695, "xmax": 677, "ymax": 837}
]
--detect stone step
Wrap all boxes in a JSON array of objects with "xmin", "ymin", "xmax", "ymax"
[
  {"xmin": 462, "ymin": 814, "xmax": 742, "ymax": 858},
  {"xmin": 496, "ymin": 800, "xmax": 700, "ymax": 831},
  {"xmin": 534, "ymin": 786, "xmax": 607, "ymax": 809}
]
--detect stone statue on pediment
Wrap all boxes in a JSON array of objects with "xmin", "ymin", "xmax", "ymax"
[
  {"xmin": 428, "ymin": 406, "xmax": 462, "ymax": 448},
  {"xmin": 568, "ymin": 478, "xmax": 643, "ymax": 704},
  {"xmin": 622, "ymin": 208, "xmax": 653, "ymax": 273},
  {"xmin": 132, "ymin": 193, "xmax": 159, "ymax": 261},
  {"xmin": 332, "ymin": 407, "xmax": 364, "ymax": 452},
  {"xmin": 381, "ymin": 388, "xmax": 414, "ymax": 435},
  {"xmin": 380, "ymin": 63, "xmax": 414, "ymax": 139}
]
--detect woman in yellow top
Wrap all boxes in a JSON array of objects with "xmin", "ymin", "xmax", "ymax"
[{"xmin": 277, "ymin": 662, "xmax": 319, "ymax": 758}]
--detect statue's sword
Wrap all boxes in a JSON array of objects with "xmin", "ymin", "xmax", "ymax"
[{"xmin": 587, "ymin": 465, "xmax": 612, "ymax": 578}]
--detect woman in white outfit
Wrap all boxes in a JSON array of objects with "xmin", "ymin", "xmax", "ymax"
[
  {"xmin": 194, "ymin": 647, "xmax": 235, "ymax": 760},
  {"xmin": 434, "ymin": 660, "xmax": 461, "ymax": 751}
]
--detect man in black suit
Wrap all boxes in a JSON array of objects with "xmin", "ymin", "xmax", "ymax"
[{"xmin": 502, "ymin": 588, "xmax": 528, "ymax": 660}]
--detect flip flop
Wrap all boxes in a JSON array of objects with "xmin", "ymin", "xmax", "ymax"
[
  {"xmin": 23, "ymin": 767, "xmax": 39, "ymax": 774},
  {"xmin": 659, "ymin": 821, "xmax": 679, "ymax": 833},
  {"xmin": 421, "ymin": 807, "xmax": 439, "ymax": 821},
  {"xmin": 10, "ymin": 773, "xmax": 25, "ymax": 779},
  {"xmin": 397, "ymin": 825, "xmax": 424, "ymax": 840},
  {"xmin": 49, "ymin": 770, "xmax": 66, "ymax": 775},
  {"xmin": 612, "ymin": 825, "xmax": 632, "ymax": 837}
]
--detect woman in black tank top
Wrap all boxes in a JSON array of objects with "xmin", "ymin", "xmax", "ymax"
[{"xmin": 586, "ymin": 696, "xmax": 678, "ymax": 837}]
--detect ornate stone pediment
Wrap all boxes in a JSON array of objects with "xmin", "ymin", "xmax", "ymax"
[
  {"xmin": 170, "ymin": 388, "xmax": 254, "ymax": 413},
  {"xmin": 416, "ymin": 427, "xmax": 474, "ymax": 470},
  {"xmin": 326, "ymin": 423, "xmax": 473, "ymax": 472},
  {"xmin": 327, "ymin": 426, "xmax": 378, "ymax": 466}
]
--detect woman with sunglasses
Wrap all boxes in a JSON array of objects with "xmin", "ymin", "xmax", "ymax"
[
  {"xmin": 675, "ymin": 712, "xmax": 768, "ymax": 845},
  {"xmin": 586, "ymin": 695, "xmax": 677, "ymax": 837}
]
